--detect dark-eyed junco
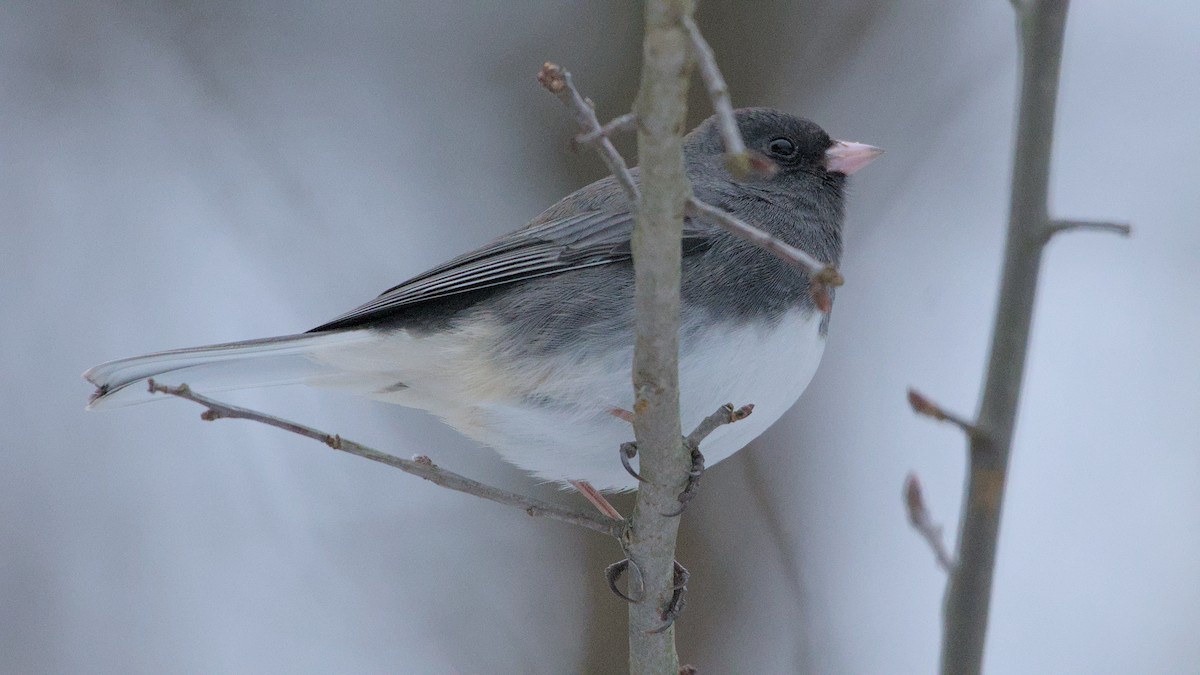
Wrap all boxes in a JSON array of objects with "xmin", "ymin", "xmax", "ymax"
[{"xmin": 84, "ymin": 108, "xmax": 880, "ymax": 493}]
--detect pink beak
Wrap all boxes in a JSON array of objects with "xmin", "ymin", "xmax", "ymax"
[{"xmin": 823, "ymin": 140, "xmax": 884, "ymax": 175}]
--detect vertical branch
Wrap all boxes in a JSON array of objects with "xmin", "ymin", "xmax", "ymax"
[
  {"xmin": 626, "ymin": 0, "xmax": 694, "ymax": 673},
  {"xmin": 940, "ymin": 2, "xmax": 1071, "ymax": 673}
]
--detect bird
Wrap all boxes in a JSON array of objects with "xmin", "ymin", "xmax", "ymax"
[{"xmin": 84, "ymin": 107, "xmax": 880, "ymax": 505}]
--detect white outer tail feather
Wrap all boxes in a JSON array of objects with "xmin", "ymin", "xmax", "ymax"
[{"xmin": 84, "ymin": 330, "xmax": 378, "ymax": 409}]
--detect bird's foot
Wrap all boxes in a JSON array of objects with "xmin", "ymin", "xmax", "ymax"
[
  {"xmin": 662, "ymin": 443, "xmax": 705, "ymax": 517},
  {"xmin": 606, "ymin": 557, "xmax": 690, "ymax": 633},
  {"xmin": 619, "ymin": 441, "xmax": 644, "ymax": 483},
  {"xmin": 605, "ymin": 557, "xmax": 644, "ymax": 603},
  {"xmin": 647, "ymin": 560, "xmax": 690, "ymax": 634},
  {"xmin": 661, "ymin": 403, "xmax": 753, "ymax": 517}
]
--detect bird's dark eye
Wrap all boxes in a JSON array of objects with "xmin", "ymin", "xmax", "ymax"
[{"xmin": 766, "ymin": 137, "xmax": 797, "ymax": 159}]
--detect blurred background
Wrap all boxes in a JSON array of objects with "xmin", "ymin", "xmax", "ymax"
[{"xmin": 3, "ymin": 1, "xmax": 1198, "ymax": 672}]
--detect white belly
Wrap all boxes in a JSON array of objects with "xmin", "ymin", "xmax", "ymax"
[{"xmin": 445, "ymin": 309, "xmax": 828, "ymax": 491}]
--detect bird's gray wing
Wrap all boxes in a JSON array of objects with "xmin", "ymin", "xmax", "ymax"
[{"xmin": 311, "ymin": 209, "xmax": 713, "ymax": 331}]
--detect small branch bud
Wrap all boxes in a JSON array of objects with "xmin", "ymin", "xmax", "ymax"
[
  {"xmin": 536, "ymin": 62, "xmax": 566, "ymax": 93},
  {"xmin": 907, "ymin": 389, "xmax": 942, "ymax": 419},
  {"xmin": 730, "ymin": 403, "xmax": 754, "ymax": 422},
  {"xmin": 814, "ymin": 266, "xmax": 845, "ymax": 288},
  {"xmin": 903, "ymin": 473, "xmax": 956, "ymax": 574},
  {"xmin": 907, "ymin": 388, "xmax": 980, "ymax": 438}
]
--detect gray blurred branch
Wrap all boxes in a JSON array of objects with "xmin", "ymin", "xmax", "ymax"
[
  {"xmin": 919, "ymin": 2, "xmax": 1128, "ymax": 674},
  {"xmin": 146, "ymin": 380, "xmax": 623, "ymax": 538}
]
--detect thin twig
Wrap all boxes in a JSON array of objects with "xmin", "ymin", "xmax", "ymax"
[
  {"xmin": 684, "ymin": 403, "xmax": 754, "ymax": 449},
  {"xmin": 146, "ymin": 380, "xmax": 622, "ymax": 538},
  {"xmin": 685, "ymin": 198, "xmax": 829, "ymax": 275},
  {"xmin": 686, "ymin": 196, "xmax": 843, "ymax": 313},
  {"xmin": 1046, "ymin": 218, "xmax": 1132, "ymax": 240},
  {"xmin": 904, "ymin": 474, "xmax": 956, "ymax": 574},
  {"xmin": 538, "ymin": 62, "xmax": 640, "ymax": 204},
  {"xmin": 907, "ymin": 388, "xmax": 981, "ymax": 439},
  {"xmin": 575, "ymin": 112, "xmax": 638, "ymax": 145},
  {"xmin": 680, "ymin": 15, "xmax": 774, "ymax": 179}
]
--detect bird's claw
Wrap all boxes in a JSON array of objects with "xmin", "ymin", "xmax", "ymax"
[
  {"xmin": 658, "ymin": 403, "xmax": 752, "ymax": 517},
  {"xmin": 661, "ymin": 442, "xmax": 705, "ymax": 517},
  {"xmin": 620, "ymin": 442, "xmax": 645, "ymax": 482},
  {"xmin": 605, "ymin": 557, "xmax": 645, "ymax": 603},
  {"xmin": 647, "ymin": 560, "xmax": 690, "ymax": 634}
]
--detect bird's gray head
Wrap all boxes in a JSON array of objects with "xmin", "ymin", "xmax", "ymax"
[
  {"xmin": 678, "ymin": 108, "xmax": 882, "ymax": 323},
  {"xmin": 684, "ymin": 107, "xmax": 881, "ymax": 210}
]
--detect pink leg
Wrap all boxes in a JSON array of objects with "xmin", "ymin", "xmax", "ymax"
[
  {"xmin": 608, "ymin": 407, "xmax": 635, "ymax": 423},
  {"xmin": 569, "ymin": 479, "xmax": 623, "ymax": 520}
]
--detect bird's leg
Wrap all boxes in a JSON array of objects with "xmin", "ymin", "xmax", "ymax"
[
  {"xmin": 608, "ymin": 406, "xmax": 635, "ymax": 423},
  {"xmin": 608, "ymin": 407, "xmax": 645, "ymax": 482},
  {"xmin": 569, "ymin": 479, "xmax": 623, "ymax": 520}
]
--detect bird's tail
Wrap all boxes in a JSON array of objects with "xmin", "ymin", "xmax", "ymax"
[{"xmin": 83, "ymin": 330, "xmax": 378, "ymax": 409}]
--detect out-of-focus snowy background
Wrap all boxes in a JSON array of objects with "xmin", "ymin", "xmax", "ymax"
[{"xmin": 3, "ymin": 1, "xmax": 1198, "ymax": 672}]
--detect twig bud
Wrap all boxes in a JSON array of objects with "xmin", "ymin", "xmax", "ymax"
[
  {"xmin": 904, "ymin": 473, "xmax": 927, "ymax": 526},
  {"xmin": 907, "ymin": 388, "xmax": 945, "ymax": 421},
  {"xmin": 536, "ymin": 62, "xmax": 566, "ymax": 93}
]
